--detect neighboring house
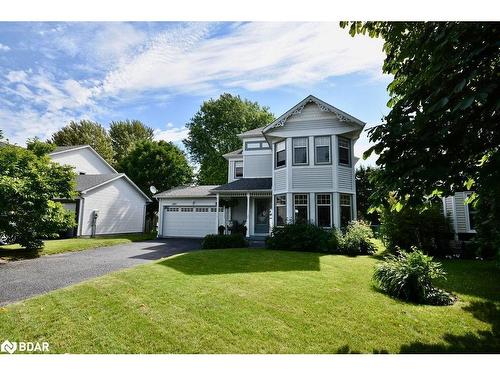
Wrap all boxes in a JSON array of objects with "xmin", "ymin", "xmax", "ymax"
[
  {"xmin": 49, "ymin": 145, "xmax": 151, "ymax": 237},
  {"xmin": 442, "ymin": 192, "xmax": 477, "ymax": 240},
  {"xmin": 155, "ymin": 95, "xmax": 365, "ymax": 238}
]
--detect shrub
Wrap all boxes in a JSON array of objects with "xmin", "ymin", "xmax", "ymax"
[
  {"xmin": 380, "ymin": 203, "xmax": 453, "ymax": 256},
  {"xmin": 327, "ymin": 228, "xmax": 343, "ymax": 252},
  {"xmin": 266, "ymin": 223, "xmax": 329, "ymax": 252},
  {"xmin": 201, "ymin": 234, "xmax": 247, "ymax": 249},
  {"xmin": 339, "ymin": 220, "xmax": 376, "ymax": 256},
  {"xmin": 373, "ymin": 248, "xmax": 455, "ymax": 305}
]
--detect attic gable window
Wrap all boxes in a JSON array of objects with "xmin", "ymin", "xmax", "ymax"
[
  {"xmin": 338, "ymin": 137, "xmax": 351, "ymax": 166},
  {"xmin": 275, "ymin": 141, "xmax": 286, "ymax": 168}
]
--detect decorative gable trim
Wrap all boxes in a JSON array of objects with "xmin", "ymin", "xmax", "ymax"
[{"xmin": 263, "ymin": 95, "xmax": 365, "ymax": 133}]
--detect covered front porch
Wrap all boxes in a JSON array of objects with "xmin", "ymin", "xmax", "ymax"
[{"xmin": 211, "ymin": 178, "xmax": 273, "ymax": 238}]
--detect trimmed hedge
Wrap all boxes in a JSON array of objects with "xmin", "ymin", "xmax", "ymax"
[
  {"xmin": 266, "ymin": 223, "xmax": 329, "ymax": 252},
  {"xmin": 201, "ymin": 234, "xmax": 247, "ymax": 249}
]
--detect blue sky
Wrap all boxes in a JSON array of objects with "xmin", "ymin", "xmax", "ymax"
[{"xmin": 0, "ymin": 22, "xmax": 391, "ymax": 165}]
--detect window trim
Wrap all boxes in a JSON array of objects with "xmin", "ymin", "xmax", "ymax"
[
  {"xmin": 234, "ymin": 160, "xmax": 244, "ymax": 179},
  {"xmin": 339, "ymin": 193, "xmax": 353, "ymax": 228},
  {"xmin": 315, "ymin": 193, "xmax": 333, "ymax": 228},
  {"xmin": 275, "ymin": 194, "xmax": 287, "ymax": 227},
  {"xmin": 292, "ymin": 137, "xmax": 309, "ymax": 166},
  {"xmin": 293, "ymin": 193, "xmax": 309, "ymax": 224},
  {"xmin": 245, "ymin": 141, "xmax": 270, "ymax": 150},
  {"xmin": 314, "ymin": 136, "xmax": 332, "ymax": 165},
  {"xmin": 338, "ymin": 136, "xmax": 352, "ymax": 167},
  {"xmin": 274, "ymin": 140, "xmax": 287, "ymax": 169}
]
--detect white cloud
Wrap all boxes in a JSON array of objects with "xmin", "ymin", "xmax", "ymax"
[
  {"xmin": 102, "ymin": 22, "xmax": 385, "ymax": 95},
  {"xmin": 153, "ymin": 123, "xmax": 189, "ymax": 143},
  {"xmin": 0, "ymin": 43, "xmax": 10, "ymax": 51},
  {"xmin": 6, "ymin": 70, "xmax": 28, "ymax": 83}
]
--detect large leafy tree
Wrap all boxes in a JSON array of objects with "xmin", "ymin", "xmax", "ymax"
[
  {"xmin": 109, "ymin": 120, "xmax": 154, "ymax": 165},
  {"xmin": 51, "ymin": 120, "xmax": 115, "ymax": 164},
  {"xmin": 0, "ymin": 144, "xmax": 76, "ymax": 250},
  {"xmin": 119, "ymin": 140, "xmax": 193, "ymax": 203},
  {"xmin": 183, "ymin": 93, "xmax": 275, "ymax": 184},
  {"xmin": 342, "ymin": 22, "xmax": 499, "ymax": 252},
  {"xmin": 355, "ymin": 166, "xmax": 380, "ymax": 224}
]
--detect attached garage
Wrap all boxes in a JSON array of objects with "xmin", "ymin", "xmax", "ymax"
[
  {"xmin": 162, "ymin": 206, "xmax": 222, "ymax": 238},
  {"xmin": 155, "ymin": 185, "xmax": 222, "ymax": 238}
]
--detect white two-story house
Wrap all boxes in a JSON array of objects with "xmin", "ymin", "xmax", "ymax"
[
  {"xmin": 49, "ymin": 145, "xmax": 151, "ymax": 237},
  {"xmin": 155, "ymin": 95, "xmax": 365, "ymax": 238}
]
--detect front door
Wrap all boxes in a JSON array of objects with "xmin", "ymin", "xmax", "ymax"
[{"xmin": 254, "ymin": 198, "xmax": 270, "ymax": 234}]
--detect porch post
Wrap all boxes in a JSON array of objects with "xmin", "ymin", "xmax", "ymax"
[
  {"xmin": 215, "ymin": 193, "xmax": 220, "ymax": 234},
  {"xmin": 246, "ymin": 192, "xmax": 250, "ymax": 238}
]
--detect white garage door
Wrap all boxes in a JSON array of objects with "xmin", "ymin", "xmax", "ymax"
[{"xmin": 162, "ymin": 206, "xmax": 221, "ymax": 238}]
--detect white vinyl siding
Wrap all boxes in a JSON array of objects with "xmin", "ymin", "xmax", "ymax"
[
  {"xmin": 50, "ymin": 147, "xmax": 115, "ymax": 174},
  {"xmin": 243, "ymin": 154, "xmax": 272, "ymax": 177},
  {"xmin": 338, "ymin": 165, "xmax": 354, "ymax": 191},
  {"xmin": 291, "ymin": 167, "xmax": 333, "ymax": 190},
  {"xmin": 274, "ymin": 168, "xmax": 287, "ymax": 192},
  {"xmin": 81, "ymin": 178, "xmax": 146, "ymax": 236}
]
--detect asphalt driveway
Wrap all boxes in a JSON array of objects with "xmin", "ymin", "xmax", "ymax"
[{"xmin": 0, "ymin": 238, "xmax": 201, "ymax": 306}]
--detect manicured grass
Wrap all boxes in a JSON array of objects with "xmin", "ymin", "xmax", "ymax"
[
  {"xmin": 0, "ymin": 233, "xmax": 156, "ymax": 261},
  {"xmin": 0, "ymin": 248, "xmax": 498, "ymax": 353}
]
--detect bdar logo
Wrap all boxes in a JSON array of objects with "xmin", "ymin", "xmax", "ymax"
[{"xmin": 1, "ymin": 340, "xmax": 17, "ymax": 354}]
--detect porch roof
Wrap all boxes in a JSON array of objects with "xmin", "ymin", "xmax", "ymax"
[{"xmin": 211, "ymin": 178, "xmax": 272, "ymax": 193}]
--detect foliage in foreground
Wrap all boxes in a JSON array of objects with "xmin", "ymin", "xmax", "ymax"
[
  {"xmin": 0, "ymin": 145, "xmax": 76, "ymax": 250},
  {"xmin": 380, "ymin": 201, "xmax": 453, "ymax": 257},
  {"xmin": 373, "ymin": 249, "xmax": 456, "ymax": 305},
  {"xmin": 202, "ymin": 233, "xmax": 247, "ymax": 249},
  {"xmin": 266, "ymin": 221, "xmax": 375, "ymax": 255}
]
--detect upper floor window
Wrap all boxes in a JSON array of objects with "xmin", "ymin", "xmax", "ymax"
[
  {"xmin": 292, "ymin": 137, "xmax": 309, "ymax": 165},
  {"xmin": 294, "ymin": 194, "xmax": 309, "ymax": 224},
  {"xmin": 275, "ymin": 141, "xmax": 286, "ymax": 168},
  {"xmin": 314, "ymin": 136, "xmax": 331, "ymax": 164},
  {"xmin": 234, "ymin": 161, "xmax": 243, "ymax": 179},
  {"xmin": 338, "ymin": 137, "xmax": 351, "ymax": 166}
]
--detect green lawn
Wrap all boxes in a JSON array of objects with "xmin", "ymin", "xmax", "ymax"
[
  {"xmin": 0, "ymin": 249, "xmax": 498, "ymax": 353},
  {"xmin": 0, "ymin": 233, "xmax": 156, "ymax": 261}
]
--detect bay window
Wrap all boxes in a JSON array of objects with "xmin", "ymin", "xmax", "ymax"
[
  {"xmin": 316, "ymin": 194, "xmax": 332, "ymax": 228},
  {"xmin": 292, "ymin": 137, "xmax": 308, "ymax": 165},
  {"xmin": 294, "ymin": 194, "xmax": 309, "ymax": 223},
  {"xmin": 275, "ymin": 194, "xmax": 287, "ymax": 226},
  {"xmin": 275, "ymin": 141, "xmax": 286, "ymax": 168},
  {"xmin": 340, "ymin": 194, "xmax": 353, "ymax": 228},
  {"xmin": 314, "ymin": 136, "xmax": 331, "ymax": 164},
  {"xmin": 338, "ymin": 137, "xmax": 351, "ymax": 166}
]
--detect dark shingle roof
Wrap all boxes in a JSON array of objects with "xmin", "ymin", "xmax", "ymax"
[
  {"xmin": 238, "ymin": 127, "xmax": 265, "ymax": 137},
  {"xmin": 76, "ymin": 174, "xmax": 120, "ymax": 192},
  {"xmin": 212, "ymin": 178, "xmax": 272, "ymax": 191},
  {"xmin": 154, "ymin": 185, "xmax": 219, "ymax": 198}
]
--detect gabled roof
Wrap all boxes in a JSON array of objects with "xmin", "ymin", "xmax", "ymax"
[
  {"xmin": 263, "ymin": 95, "xmax": 365, "ymax": 134},
  {"xmin": 154, "ymin": 185, "xmax": 219, "ymax": 199},
  {"xmin": 223, "ymin": 148, "xmax": 243, "ymax": 158},
  {"xmin": 238, "ymin": 126, "xmax": 265, "ymax": 138},
  {"xmin": 76, "ymin": 173, "xmax": 151, "ymax": 202},
  {"xmin": 211, "ymin": 178, "xmax": 272, "ymax": 192},
  {"xmin": 49, "ymin": 144, "xmax": 118, "ymax": 174}
]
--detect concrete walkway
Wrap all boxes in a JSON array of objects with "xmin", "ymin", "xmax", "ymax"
[{"xmin": 0, "ymin": 238, "xmax": 201, "ymax": 306}]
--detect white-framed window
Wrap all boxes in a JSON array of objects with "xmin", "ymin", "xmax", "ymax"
[
  {"xmin": 234, "ymin": 161, "xmax": 243, "ymax": 178},
  {"xmin": 165, "ymin": 207, "xmax": 178, "ymax": 212},
  {"xmin": 294, "ymin": 194, "xmax": 309, "ymax": 223},
  {"xmin": 210, "ymin": 207, "xmax": 224, "ymax": 212},
  {"xmin": 314, "ymin": 136, "xmax": 331, "ymax": 164},
  {"xmin": 195, "ymin": 207, "xmax": 209, "ymax": 213},
  {"xmin": 275, "ymin": 194, "xmax": 287, "ymax": 226},
  {"xmin": 338, "ymin": 137, "xmax": 351, "ymax": 166},
  {"xmin": 316, "ymin": 194, "xmax": 332, "ymax": 228},
  {"xmin": 275, "ymin": 141, "xmax": 286, "ymax": 168},
  {"xmin": 181, "ymin": 207, "xmax": 194, "ymax": 212},
  {"xmin": 292, "ymin": 137, "xmax": 308, "ymax": 165},
  {"xmin": 340, "ymin": 194, "xmax": 352, "ymax": 227}
]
